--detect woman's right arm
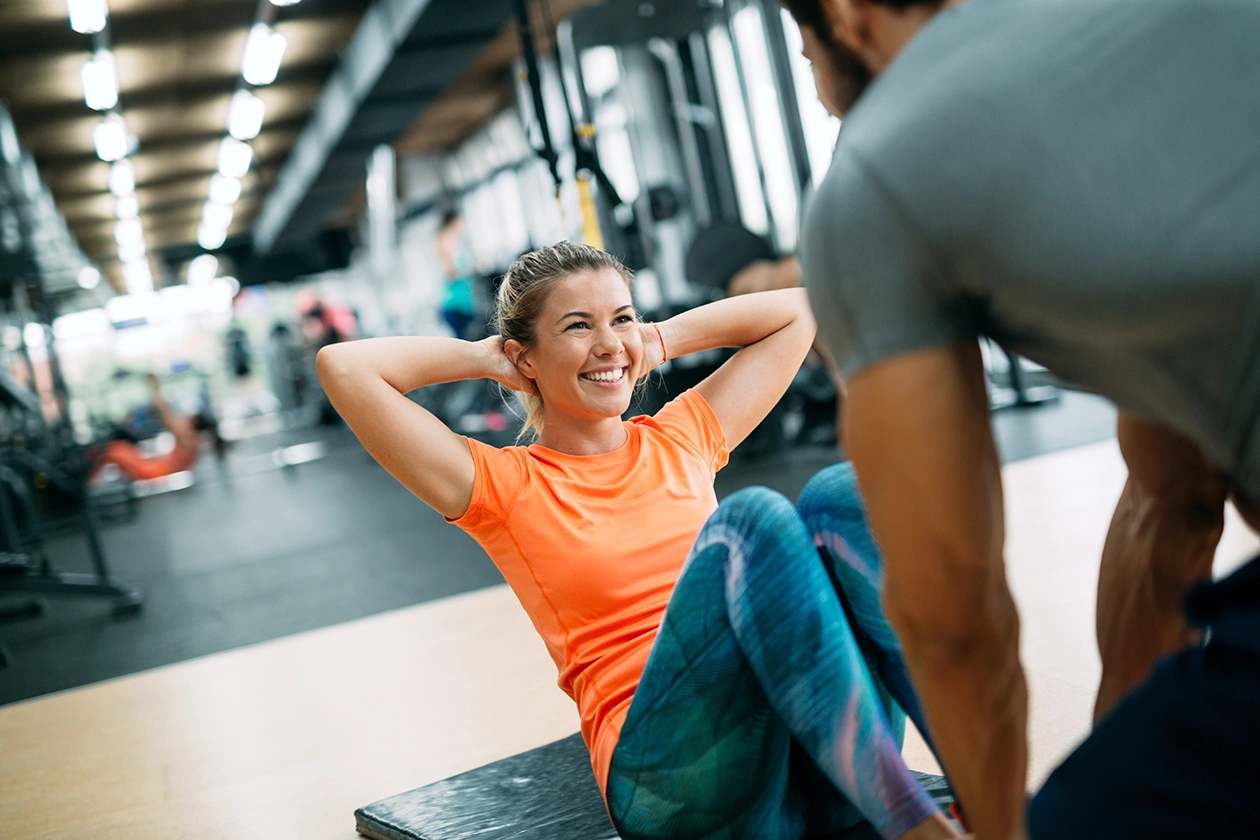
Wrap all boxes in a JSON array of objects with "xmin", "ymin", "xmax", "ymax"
[{"xmin": 316, "ymin": 336, "xmax": 522, "ymax": 519}]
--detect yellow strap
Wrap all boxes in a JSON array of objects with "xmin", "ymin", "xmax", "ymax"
[{"xmin": 576, "ymin": 174, "xmax": 605, "ymax": 251}]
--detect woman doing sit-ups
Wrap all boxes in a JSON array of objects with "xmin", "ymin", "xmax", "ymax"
[{"xmin": 317, "ymin": 242, "xmax": 958, "ymax": 840}]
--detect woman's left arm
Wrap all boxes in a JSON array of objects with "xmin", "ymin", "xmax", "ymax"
[{"xmin": 647, "ymin": 288, "xmax": 816, "ymax": 449}]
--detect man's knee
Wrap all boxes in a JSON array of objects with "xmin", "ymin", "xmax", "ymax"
[{"xmin": 1116, "ymin": 414, "xmax": 1228, "ymax": 533}]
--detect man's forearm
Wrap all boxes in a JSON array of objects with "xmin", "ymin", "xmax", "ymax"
[
  {"xmin": 846, "ymin": 344, "xmax": 1026, "ymax": 839},
  {"xmin": 892, "ymin": 581, "xmax": 1028, "ymax": 840}
]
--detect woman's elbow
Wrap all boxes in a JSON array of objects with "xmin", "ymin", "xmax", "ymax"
[{"xmin": 315, "ymin": 343, "xmax": 352, "ymax": 388}]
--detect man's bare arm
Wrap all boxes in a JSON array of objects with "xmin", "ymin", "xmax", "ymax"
[{"xmin": 846, "ymin": 342, "xmax": 1025, "ymax": 840}]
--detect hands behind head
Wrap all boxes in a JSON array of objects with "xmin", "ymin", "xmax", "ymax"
[{"xmin": 482, "ymin": 336, "xmax": 534, "ymax": 394}]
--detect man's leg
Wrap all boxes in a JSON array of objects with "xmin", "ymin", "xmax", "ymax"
[
  {"xmin": 1094, "ymin": 413, "xmax": 1229, "ymax": 720},
  {"xmin": 1030, "ymin": 556, "xmax": 1260, "ymax": 838}
]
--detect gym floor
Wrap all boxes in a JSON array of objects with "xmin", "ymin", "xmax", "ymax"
[
  {"xmin": 0, "ymin": 389, "xmax": 1118, "ymax": 706},
  {"xmin": 5, "ymin": 389, "xmax": 1260, "ymax": 840}
]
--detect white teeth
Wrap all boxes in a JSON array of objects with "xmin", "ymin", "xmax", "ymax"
[{"xmin": 582, "ymin": 367, "xmax": 625, "ymax": 383}]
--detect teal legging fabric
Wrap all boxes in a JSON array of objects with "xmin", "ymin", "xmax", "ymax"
[{"xmin": 606, "ymin": 464, "xmax": 940, "ymax": 840}]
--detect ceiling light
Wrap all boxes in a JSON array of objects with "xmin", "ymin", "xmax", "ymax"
[
  {"xmin": 114, "ymin": 217, "xmax": 143, "ymax": 246},
  {"xmin": 208, "ymin": 174, "xmax": 241, "ymax": 205},
  {"xmin": 187, "ymin": 254, "xmax": 218, "ymax": 287},
  {"xmin": 115, "ymin": 194, "xmax": 138, "ymax": 220},
  {"xmin": 118, "ymin": 238, "xmax": 146, "ymax": 263},
  {"xmin": 68, "ymin": 0, "xmax": 108, "ymax": 34},
  {"xmin": 78, "ymin": 266, "xmax": 101, "ymax": 290},
  {"xmin": 202, "ymin": 201, "xmax": 233, "ymax": 232},
  {"xmin": 217, "ymin": 137, "xmax": 253, "ymax": 179},
  {"xmin": 197, "ymin": 223, "xmax": 227, "ymax": 251},
  {"xmin": 228, "ymin": 89, "xmax": 266, "ymax": 140},
  {"xmin": 23, "ymin": 322, "xmax": 47, "ymax": 350},
  {"xmin": 80, "ymin": 50, "xmax": 119, "ymax": 111},
  {"xmin": 122, "ymin": 259, "xmax": 153, "ymax": 296},
  {"xmin": 270, "ymin": 0, "xmax": 302, "ymax": 6},
  {"xmin": 241, "ymin": 23, "xmax": 287, "ymax": 86},
  {"xmin": 108, "ymin": 159, "xmax": 135, "ymax": 196},
  {"xmin": 93, "ymin": 113, "xmax": 129, "ymax": 162}
]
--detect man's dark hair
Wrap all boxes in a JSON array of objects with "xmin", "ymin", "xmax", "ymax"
[
  {"xmin": 440, "ymin": 208, "xmax": 461, "ymax": 229},
  {"xmin": 780, "ymin": 0, "xmax": 830, "ymax": 36},
  {"xmin": 781, "ymin": 0, "xmax": 942, "ymax": 33}
]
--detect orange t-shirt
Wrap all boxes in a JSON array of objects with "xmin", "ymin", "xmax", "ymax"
[{"xmin": 450, "ymin": 390, "xmax": 729, "ymax": 793}]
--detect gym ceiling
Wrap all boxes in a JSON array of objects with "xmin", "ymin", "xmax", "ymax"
[{"xmin": 0, "ymin": 0, "xmax": 597, "ymax": 297}]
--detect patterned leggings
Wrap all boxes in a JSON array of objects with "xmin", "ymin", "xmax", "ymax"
[{"xmin": 606, "ymin": 464, "xmax": 940, "ymax": 840}]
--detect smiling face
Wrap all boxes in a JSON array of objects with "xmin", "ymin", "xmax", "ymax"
[{"xmin": 511, "ymin": 268, "xmax": 642, "ymax": 441}]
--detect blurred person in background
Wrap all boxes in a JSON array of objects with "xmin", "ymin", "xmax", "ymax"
[
  {"xmin": 90, "ymin": 373, "xmax": 223, "ymax": 482},
  {"xmin": 436, "ymin": 209, "xmax": 478, "ymax": 339}
]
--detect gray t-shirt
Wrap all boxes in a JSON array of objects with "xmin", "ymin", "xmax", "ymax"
[{"xmin": 802, "ymin": 0, "xmax": 1260, "ymax": 499}]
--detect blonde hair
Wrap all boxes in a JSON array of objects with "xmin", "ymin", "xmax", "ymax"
[{"xmin": 496, "ymin": 241, "xmax": 635, "ymax": 441}]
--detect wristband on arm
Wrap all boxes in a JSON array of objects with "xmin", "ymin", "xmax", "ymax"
[{"xmin": 652, "ymin": 322, "xmax": 668, "ymax": 362}]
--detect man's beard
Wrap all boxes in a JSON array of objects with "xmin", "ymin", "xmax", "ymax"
[{"xmin": 819, "ymin": 28, "xmax": 874, "ymax": 114}]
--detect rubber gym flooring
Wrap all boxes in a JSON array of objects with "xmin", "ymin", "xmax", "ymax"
[{"xmin": 0, "ymin": 389, "xmax": 1115, "ymax": 707}]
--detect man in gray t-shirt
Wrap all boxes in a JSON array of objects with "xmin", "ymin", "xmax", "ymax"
[{"xmin": 783, "ymin": 0, "xmax": 1260, "ymax": 836}]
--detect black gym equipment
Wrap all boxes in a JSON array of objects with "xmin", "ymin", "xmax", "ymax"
[
  {"xmin": 684, "ymin": 221, "xmax": 777, "ymax": 294},
  {"xmin": 355, "ymin": 732, "xmax": 957, "ymax": 840},
  {"xmin": 0, "ymin": 292, "xmax": 143, "ymax": 641}
]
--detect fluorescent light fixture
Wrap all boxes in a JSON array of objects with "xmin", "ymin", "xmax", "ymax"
[
  {"xmin": 118, "ymin": 238, "xmax": 146, "ymax": 263},
  {"xmin": 93, "ymin": 113, "xmax": 129, "ymax": 162},
  {"xmin": 217, "ymin": 136, "xmax": 253, "ymax": 179},
  {"xmin": 78, "ymin": 266, "xmax": 101, "ymax": 290},
  {"xmin": 115, "ymin": 193, "xmax": 139, "ymax": 220},
  {"xmin": 108, "ymin": 160, "xmax": 135, "ymax": 196},
  {"xmin": 197, "ymin": 223, "xmax": 227, "ymax": 251},
  {"xmin": 54, "ymin": 308, "xmax": 110, "ymax": 341},
  {"xmin": 270, "ymin": 0, "xmax": 302, "ymax": 6},
  {"xmin": 122, "ymin": 259, "xmax": 153, "ymax": 296},
  {"xmin": 733, "ymin": 7, "xmax": 799, "ymax": 251},
  {"xmin": 114, "ymin": 217, "xmax": 143, "ymax": 246},
  {"xmin": 241, "ymin": 23, "xmax": 286, "ymax": 86},
  {"xmin": 23, "ymin": 322, "xmax": 46, "ymax": 350},
  {"xmin": 202, "ymin": 201, "xmax": 233, "ymax": 231},
  {"xmin": 581, "ymin": 47, "xmax": 621, "ymax": 99},
  {"xmin": 208, "ymin": 173, "xmax": 241, "ymax": 205},
  {"xmin": 187, "ymin": 254, "xmax": 218, "ymax": 286},
  {"xmin": 68, "ymin": 0, "xmax": 108, "ymax": 34},
  {"xmin": 227, "ymin": 89, "xmax": 265, "ymax": 140},
  {"xmin": 81, "ymin": 50, "xmax": 119, "ymax": 111},
  {"xmin": 706, "ymin": 25, "xmax": 769, "ymax": 237}
]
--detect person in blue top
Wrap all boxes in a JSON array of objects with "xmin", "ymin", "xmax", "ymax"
[
  {"xmin": 437, "ymin": 209, "xmax": 478, "ymax": 339},
  {"xmin": 780, "ymin": 0, "xmax": 1260, "ymax": 837}
]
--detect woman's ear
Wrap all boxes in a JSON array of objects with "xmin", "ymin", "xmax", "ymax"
[{"xmin": 503, "ymin": 339, "xmax": 534, "ymax": 378}]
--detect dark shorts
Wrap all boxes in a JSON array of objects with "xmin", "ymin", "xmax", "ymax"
[{"xmin": 1028, "ymin": 555, "xmax": 1260, "ymax": 838}]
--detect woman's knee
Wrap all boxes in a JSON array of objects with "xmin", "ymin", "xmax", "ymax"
[
  {"xmin": 798, "ymin": 463, "xmax": 883, "ymax": 574},
  {"xmin": 695, "ymin": 487, "xmax": 809, "ymax": 570},
  {"xmin": 798, "ymin": 462, "xmax": 865, "ymax": 528}
]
